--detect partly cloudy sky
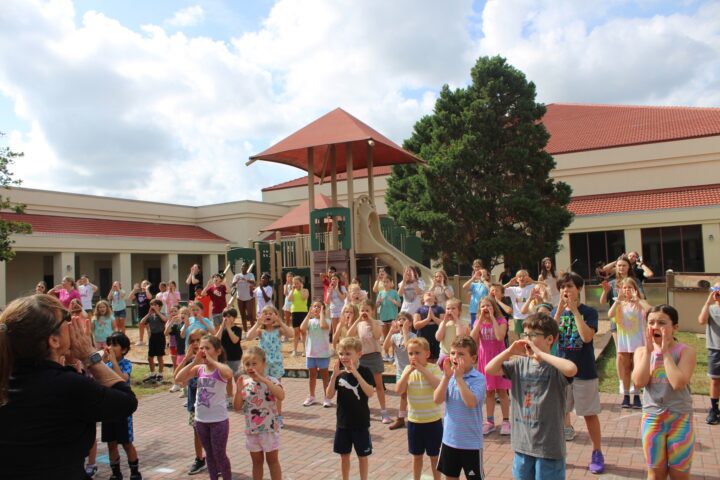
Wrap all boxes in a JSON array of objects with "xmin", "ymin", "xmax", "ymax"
[{"xmin": 1, "ymin": 0, "xmax": 718, "ymax": 205}]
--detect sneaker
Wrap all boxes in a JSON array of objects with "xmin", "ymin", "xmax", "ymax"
[
  {"xmin": 322, "ymin": 398, "xmax": 333, "ymax": 408},
  {"xmin": 388, "ymin": 417, "xmax": 405, "ymax": 430},
  {"xmin": 85, "ymin": 465, "xmax": 98, "ymax": 478},
  {"xmin": 226, "ymin": 398, "xmax": 233, "ymax": 410},
  {"xmin": 621, "ymin": 395, "xmax": 631, "ymax": 409},
  {"xmin": 632, "ymin": 395, "xmax": 642, "ymax": 409},
  {"xmin": 179, "ymin": 388, "xmax": 187, "ymax": 398},
  {"xmin": 277, "ymin": 415, "xmax": 284, "ymax": 429},
  {"xmin": 134, "ymin": 340, "xmax": 145, "ymax": 346},
  {"xmin": 706, "ymin": 407, "xmax": 720, "ymax": 425},
  {"xmin": 381, "ymin": 412, "xmax": 392, "ymax": 424},
  {"xmin": 300, "ymin": 351, "xmax": 305, "ymax": 357},
  {"xmin": 141, "ymin": 374, "xmax": 156, "ymax": 383},
  {"xmin": 500, "ymin": 420, "xmax": 511, "ymax": 435},
  {"xmin": 564, "ymin": 425, "xmax": 575, "ymax": 441},
  {"xmin": 589, "ymin": 450, "xmax": 605, "ymax": 474},
  {"xmin": 290, "ymin": 351, "xmax": 297, "ymax": 358},
  {"xmin": 129, "ymin": 471, "xmax": 142, "ymax": 480},
  {"xmin": 483, "ymin": 422, "xmax": 496, "ymax": 435},
  {"xmin": 169, "ymin": 384, "xmax": 180, "ymax": 393},
  {"xmin": 303, "ymin": 396, "xmax": 316, "ymax": 407},
  {"xmin": 187, "ymin": 457, "xmax": 207, "ymax": 475}
]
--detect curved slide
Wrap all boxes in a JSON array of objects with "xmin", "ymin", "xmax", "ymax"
[{"xmin": 354, "ymin": 194, "xmax": 432, "ymax": 284}]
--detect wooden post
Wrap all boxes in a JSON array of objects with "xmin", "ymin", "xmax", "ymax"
[
  {"xmin": 367, "ymin": 140, "xmax": 375, "ymax": 206},
  {"xmin": 307, "ymin": 147, "xmax": 315, "ymax": 285},
  {"xmin": 330, "ymin": 145, "xmax": 339, "ymax": 250},
  {"xmin": 346, "ymin": 142, "xmax": 357, "ymax": 280}
]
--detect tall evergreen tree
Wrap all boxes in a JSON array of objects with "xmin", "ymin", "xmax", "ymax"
[{"xmin": 0, "ymin": 132, "xmax": 31, "ymax": 261}]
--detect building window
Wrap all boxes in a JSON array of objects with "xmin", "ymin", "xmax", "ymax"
[
  {"xmin": 569, "ymin": 230, "xmax": 626, "ymax": 280},
  {"xmin": 641, "ymin": 225, "xmax": 704, "ymax": 274}
]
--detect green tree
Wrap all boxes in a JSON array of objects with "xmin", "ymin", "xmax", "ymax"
[
  {"xmin": 386, "ymin": 56, "xmax": 573, "ymax": 271},
  {"xmin": 0, "ymin": 132, "xmax": 31, "ymax": 261}
]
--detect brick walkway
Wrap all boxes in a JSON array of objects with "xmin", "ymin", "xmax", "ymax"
[{"xmin": 93, "ymin": 379, "xmax": 720, "ymax": 479}]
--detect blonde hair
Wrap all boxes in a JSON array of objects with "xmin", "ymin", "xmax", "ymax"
[
  {"xmin": 93, "ymin": 300, "xmax": 112, "ymax": 320},
  {"xmin": 620, "ymin": 277, "xmax": 644, "ymax": 299},
  {"xmin": 260, "ymin": 304, "xmax": 280, "ymax": 330},
  {"xmin": 341, "ymin": 303, "xmax": 359, "ymax": 322},
  {"xmin": 516, "ymin": 269, "xmax": 529, "ymax": 277},
  {"xmin": 446, "ymin": 298, "xmax": 463, "ymax": 311},
  {"xmin": 338, "ymin": 336, "xmax": 363, "ymax": 353},
  {"xmin": 406, "ymin": 336, "xmax": 430, "ymax": 352},
  {"xmin": 243, "ymin": 346, "xmax": 267, "ymax": 363}
]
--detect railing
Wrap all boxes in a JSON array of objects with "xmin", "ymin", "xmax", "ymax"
[{"xmin": 281, "ymin": 235, "xmax": 312, "ymax": 268}]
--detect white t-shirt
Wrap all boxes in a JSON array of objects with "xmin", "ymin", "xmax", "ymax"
[
  {"xmin": 254, "ymin": 285, "xmax": 273, "ymax": 315},
  {"xmin": 232, "ymin": 272, "xmax": 256, "ymax": 301},
  {"xmin": 506, "ymin": 284, "xmax": 535, "ymax": 319},
  {"xmin": 78, "ymin": 284, "xmax": 94, "ymax": 310}
]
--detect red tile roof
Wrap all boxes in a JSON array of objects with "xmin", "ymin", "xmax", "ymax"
[
  {"xmin": 569, "ymin": 184, "xmax": 720, "ymax": 217},
  {"xmin": 263, "ymin": 103, "xmax": 720, "ymax": 191},
  {"xmin": 260, "ymin": 194, "xmax": 337, "ymax": 233},
  {"xmin": 0, "ymin": 213, "xmax": 228, "ymax": 242}
]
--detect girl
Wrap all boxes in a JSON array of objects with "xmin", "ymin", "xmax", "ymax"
[
  {"xmin": 158, "ymin": 280, "xmax": 181, "ymax": 317},
  {"xmin": 286, "ymin": 276, "xmax": 309, "ymax": 357},
  {"xmin": 382, "ymin": 312, "xmax": 416, "ymax": 430},
  {"xmin": 326, "ymin": 274, "xmax": 347, "ymax": 342},
  {"xmin": 348, "ymin": 300, "xmax": 390, "ymax": 423},
  {"xmin": 520, "ymin": 282, "xmax": 550, "ymax": 315},
  {"xmin": 165, "ymin": 306, "xmax": 181, "ymax": 370},
  {"xmin": 254, "ymin": 273, "xmax": 274, "ymax": 319},
  {"xmin": 462, "ymin": 261, "xmax": 490, "ymax": 327},
  {"xmin": 333, "ymin": 303, "xmax": 358, "ymax": 353},
  {"xmin": 107, "ymin": 281, "xmax": 127, "ymax": 333},
  {"xmin": 247, "ymin": 305, "xmax": 293, "ymax": 424},
  {"xmin": 282, "ymin": 271, "xmax": 294, "ymax": 333},
  {"xmin": 165, "ymin": 306, "xmax": 186, "ymax": 393},
  {"xmin": 538, "ymin": 257, "xmax": 561, "ymax": 306},
  {"xmin": 234, "ymin": 347, "xmax": 285, "ymax": 480},
  {"xmin": 398, "ymin": 266, "xmax": 422, "ymax": 316},
  {"xmin": 345, "ymin": 284, "xmax": 364, "ymax": 309},
  {"xmin": 92, "ymin": 300, "xmax": 115, "ymax": 349},
  {"xmin": 300, "ymin": 301, "xmax": 333, "ymax": 407},
  {"xmin": 377, "ymin": 276, "xmax": 402, "ymax": 362},
  {"xmin": 632, "ymin": 305, "xmax": 696, "ymax": 480},
  {"xmin": 175, "ymin": 335, "xmax": 233, "ymax": 480},
  {"xmin": 435, "ymin": 298, "xmax": 470, "ymax": 369},
  {"xmin": 470, "ymin": 297, "xmax": 511, "ymax": 435},
  {"xmin": 372, "ymin": 267, "xmax": 388, "ymax": 295},
  {"xmin": 430, "ymin": 270, "xmax": 454, "ymax": 307},
  {"xmin": 609, "ymin": 277, "xmax": 651, "ymax": 409}
]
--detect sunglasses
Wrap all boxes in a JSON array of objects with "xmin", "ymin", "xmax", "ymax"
[{"xmin": 52, "ymin": 310, "xmax": 72, "ymax": 332}]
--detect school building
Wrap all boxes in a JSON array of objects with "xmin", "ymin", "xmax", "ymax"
[{"xmin": 1, "ymin": 103, "xmax": 720, "ymax": 306}]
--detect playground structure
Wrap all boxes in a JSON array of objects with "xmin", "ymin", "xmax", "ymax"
[{"xmin": 230, "ymin": 108, "xmax": 432, "ymax": 300}]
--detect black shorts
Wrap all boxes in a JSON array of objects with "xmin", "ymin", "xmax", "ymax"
[
  {"xmin": 333, "ymin": 427, "xmax": 372, "ymax": 457},
  {"xmin": 291, "ymin": 311, "xmax": 306, "ymax": 328},
  {"xmin": 101, "ymin": 416, "xmax": 134, "ymax": 444},
  {"xmin": 437, "ymin": 443, "xmax": 484, "ymax": 479},
  {"xmin": 709, "ymin": 348, "xmax": 720, "ymax": 378},
  {"xmin": 408, "ymin": 420, "xmax": 443, "ymax": 456},
  {"xmin": 148, "ymin": 332, "xmax": 166, "ymax": 357}
]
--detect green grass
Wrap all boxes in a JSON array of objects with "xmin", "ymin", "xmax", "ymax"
[
  {"xmin": 130, "ymin": 363, "xmax": 173, "ymax": 397},
  {"xmin": 597, "ymin": 332, "xmax": 709, "ymax": 395}
]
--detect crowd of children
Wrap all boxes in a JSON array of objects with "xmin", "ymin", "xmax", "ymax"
[{"xmin": 39, "ymin": 259, "xmax": 720, "ymax": 480}]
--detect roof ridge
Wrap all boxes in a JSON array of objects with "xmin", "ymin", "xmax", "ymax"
[
  {"xmin": 549, "ymin": 102, "xmax": 720, "ymax": 111},
  {"xmin": 571, "ymin": 183, "xmax": 720, "ymax": 201}
]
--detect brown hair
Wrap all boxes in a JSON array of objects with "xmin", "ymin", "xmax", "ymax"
[
  {"xmin": 201, "ymin": 334, "xmax": 226, "ymax": 363},
  {"xmin": 522, "ymin": 312, "xmax": 560, "ymax": 343},
  {"xmin": 479, "ymin": 296, "xmax": 502, "ymax": 318},
  {"xmin": 0, "ymin": 295, "xmax": 67, "ymax": 406},
  {"xmin": 243, "ymin": 346, "xmax": 267, "ymax": 365},
  {"xmin": 451, "ymin": 335, "xmax": 478, "ymax": 357}
]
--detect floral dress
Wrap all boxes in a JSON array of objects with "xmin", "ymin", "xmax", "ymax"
[{"xmin": 259, "ymin": 329, "xmax": 284, "ymax": 378}]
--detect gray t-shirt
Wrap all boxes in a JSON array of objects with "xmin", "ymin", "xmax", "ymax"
[
  {"xmin": 643, "ymin": 343, "xmax": 693, "ymax": 415},
  {"xmin": 147, "ymin": 313, "xmax": 166, "ymax": 334},
  {"xmin": 706, "ymin": 304, "xmax": 720, "ymax": 350},
  {"xmin": 502, "ymin": 356, "xmax": 570, "ymax": 460}
]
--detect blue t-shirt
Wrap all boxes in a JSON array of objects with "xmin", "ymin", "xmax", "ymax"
[
  {"xmin": 551, "ymin": 304, "xmax": 598, "ymax": 380},
  {"xmin": 183, "ymin": 317, "xmax": 214, "ymax": 349},
  {"xmin": 442, "ymin": 368, "xmax": 486, "ymax": 450},
  {"xmin": 105, "ymin": 358, "xmax": 132, "ymax": 386},
  {"xmin": 468, "ymin": 282, "xmax": 489, "ymax": 314}
]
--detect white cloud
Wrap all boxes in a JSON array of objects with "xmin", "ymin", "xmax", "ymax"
[{"xmin": 165, "ymin": 5, "xmax": 205, "ymax": 28}]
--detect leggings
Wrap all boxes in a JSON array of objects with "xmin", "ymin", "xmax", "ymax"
[{"xmin": 195, "ymin": 419, "xmax": 231, "ymax": 480}]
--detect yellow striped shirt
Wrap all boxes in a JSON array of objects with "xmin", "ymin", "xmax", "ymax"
[{"xmin": 406, "ymin": 363, "xmax": 443, "ymax": 423}]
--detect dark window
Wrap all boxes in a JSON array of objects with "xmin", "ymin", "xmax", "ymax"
[
  {"xmin": 569, "ymin": 230, "xmax": 626, "ymax": 281},
  {"xmin": 642, "ymin": 225, "xmax": 705, "ymax": 274}
]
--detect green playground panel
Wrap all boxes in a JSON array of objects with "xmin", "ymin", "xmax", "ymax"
[{"xmin": 310, "ymin": 207, "xmax": 351, "ymax": 251}]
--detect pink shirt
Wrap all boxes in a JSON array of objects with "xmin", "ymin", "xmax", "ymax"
[{"xmin": 55, "ymin": 289, "xmax": 81, "ymax": 308}]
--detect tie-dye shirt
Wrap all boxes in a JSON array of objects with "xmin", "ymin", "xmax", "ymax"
[{"xmin": 615, "ymin": 302, "xmax": 646, "ymax": 353}]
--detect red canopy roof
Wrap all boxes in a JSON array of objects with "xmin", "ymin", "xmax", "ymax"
[
  {"xmin": 260, "ymin": 194, "xmax": 337, "ymax": 234},
  {"xmin": 249, "ymin": 108, "xmax": 424, "ymax": 176}
]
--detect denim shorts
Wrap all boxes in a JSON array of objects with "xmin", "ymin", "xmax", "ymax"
[
  {"xmin": 512, "ymin": 452, "xmax": 565, "ymax": 480},
  {"xmin": 306, "ymin": 357, "xmax": 330, "ymax": 369}
]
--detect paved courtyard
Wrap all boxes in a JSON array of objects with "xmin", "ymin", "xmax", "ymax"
[{"xmin": 93, "ymin": 378, "xmax": 720, "ymax": 479}]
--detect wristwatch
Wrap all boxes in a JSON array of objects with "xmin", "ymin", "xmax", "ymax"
[{"xmin": 83, "ymin": 351, "xmax": 103, "ymax": 368}]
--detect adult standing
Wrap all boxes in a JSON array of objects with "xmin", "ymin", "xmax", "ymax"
[
  {"xmin": 185, "ymin": 264, "xmax": 203, "ymax": 301},
  {"xmin": 48, "ymin": 276, "xmax": 81, "ymax": 309},
  {"xmin": 604, "ymin": 252, "xmax": 654, "ymax": 296},
  {"xmin": 77, "ymin": 274, "xmax": 98, "ymax": 314},
  {"xmin": 231, "ymin": 262, "xmax": 256, "ymax": 332},
  {"xmin": 0, "ymin": 294, "xmax": 138, "ymax": 480},
  {"xmin": 35, "ymin": 281, "xmax": 47, "ymax": 295}
]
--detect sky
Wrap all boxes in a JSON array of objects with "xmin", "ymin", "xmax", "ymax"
[{"xmin": 1, "ymin": 0, "xmax": 718, "ymax": 206}]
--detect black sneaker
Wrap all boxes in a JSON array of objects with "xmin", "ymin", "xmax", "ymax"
[
  {"xmin": 188, "ymin": 458, "xmax": 207, "ymax": 475},
  {"xmin": 621, "ymin": 395, "xmax": 631, "ymax": 409},
  {"xmin": 632, "ymin": 395, "xmax": 642, "ymax": 409},
  {"xmin": 706, "ymin": 408, "xmax": 720, "ymax": 425},
  {"xmin": 84, "ymin": 465, "xmax": 97, "ymax": 478}
]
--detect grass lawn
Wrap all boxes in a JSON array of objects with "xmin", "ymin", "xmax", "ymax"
[
  {"xmin": 597, "ymin": 332, "xmax": 710, "ymax": 395},
  {"xmin": 130, "ymin": 363, "xmax": 174, "ymax": 397}
]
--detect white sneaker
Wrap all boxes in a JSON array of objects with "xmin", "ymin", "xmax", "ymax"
[
  {"xmin": 135, "ymin": 340, "xmax": 145, "ymax": 346},
  {"xmin": 169, "ymin": 384, "xmax": 180, "ymax": 393},
  {"xmin": 290, "ymin": 351, "xmax": 297, "ymax": 357},
  {"xmin": 323, "ymin": 398, "xmax": 333, "ymax": 408}
]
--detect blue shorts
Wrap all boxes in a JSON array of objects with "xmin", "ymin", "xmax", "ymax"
[
  {"xmin": 408, "ymin": 419, "xmax": 443, "ymax": 456},
  {"xmin": 306, "ymin": 357, "xmax": 330, "ymax": 369},
  {"xmin": 333, "ymin": 427, "xmax": 372, "ymax": 457},
  {"xmin": 114, "ymin": 309, "xmax": 127, "ymax": 318},
  {"xmin": 512, "ymin": 452, "xmax": 565, "ymax": 480}
]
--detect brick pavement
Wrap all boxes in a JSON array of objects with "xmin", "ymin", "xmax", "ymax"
[{"xmin": 93, "ymin": 379, "xmax": 720, "ymax": 479}]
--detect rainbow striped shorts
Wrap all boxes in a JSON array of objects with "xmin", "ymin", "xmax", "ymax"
[{"xmin": 641, "ymin": 410, "xmax": 695, "ymax": 473}]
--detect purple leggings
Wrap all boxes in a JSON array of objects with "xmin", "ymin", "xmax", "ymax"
[{"xmin": 195, "ymin": 419, "xmax": 231, "ymax": 480}]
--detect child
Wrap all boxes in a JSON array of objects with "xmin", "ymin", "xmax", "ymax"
[
  {"xmin": 608, "ymin": 277, "xmax": 651, "ymax": 409},
  {"xmin": 376, "ymin": 276, "xmax": 401, "ymax": 361},
  {"xmin": 282, "ymin": 271, "xmax": 294, "ymax": 332},
  {"xmin": 552, "ymin": 271, "xmax": 605, "ymax": 474},
  {"xmin": 175, "ymin": 335, "xmax": 234, "ymax": 480},
  {"xmin": 334, "ymin": 303, "xmax": 358, "ymax": 352},
  {"xmin": 247, "ymin": 305, "xmax": 294, "ymax": 423},
  {"xmin": 463, "ymin": 260, "xmax": 489, "ymax": 327},
  {"xmin": 399, "ymin": 265, "xmax": 422, "ymax": 315},
  {"xmin": 92, "ymin": 300, "xmax": 115, "ymax": 350},
  {"xmin": 699, "ymin": 283, "xmax": 720, "ymax": 424},
  {"xmin": 504, "ymin": 269, "xmax": 535, "ymax": 338},
  {"xmin": 102, "ymin": 332, "xmax": 143, "ymax": 480},
  {"xmin": 372, "ymin": 267, "xmax": 388, "ymax": 295},
  {"xmin": 300, "ymin": 301, "xmax": 333, "ymax": 407},
  {"xmin": 435, "ymin": 299, "xmax": 470, "ymax": 369},
  {"xmin": 485, "ymin": 313, "xmax": 578, "ymax": 479},
  {"xmin": 432, "ymin": 336, "xmax": 486, "ymax": 480},
  {"xmin": 470, "ymin": 297, "xmax": 511, "ymax": 436},
  {"xmin": 632, "ymin": 305, "xmax": 697, "ymax": 480},
  {"xmin": 158, "ymin": 281, "xmax": 181, "ymax": 317},
  {"xmin": 326, "ymin": 274, "xmax": 348, "ymax": 340},
  {"xmin": 217, "ymin": 308, "xmax": 243, "ymax": 409},
  {"xmin": 140, "ymin": 299, "xmax": 166, "ymax": 383},
  {"xmin": 107, "ymin": 281, "xmax": 127, "ymax": 333},
  {"xmin": 346, "ymin": 284, "xmax": 365, "ymax": 309},
  {"xmin": 430, "ymin": 269, "xmax": 454, "ymax": 307},
  {"xmin": 254, "ymin": 273, "xmax": 274, "ymax": 319},
  {"xmin": 234, "ymin": 346, "xmax": 285, "ymax": 480},
  {"xmin": 164, "ymin": 306, "xmax": 185, "ymax": 393},
  {"xmin": 129, "ymin": 280, "xmax": 152, "ymax": 346},
  {"xmin": 286, "ymin": 275, "xmax": 309, "ymax": 357},
  {"xmin": 413, "ymin": 291, "xmax": 445, "ymax": 363},
  {"xmin": 203, "ymin": 274, "xmax": 228, "ymax": 327},
  {"xmin": 165, "ymin": 306, "xmax": 181, "ymax": 370},
  {"xmin": 383, "ymin": 312, "xmax": 416, "ymax": 429},
  {"xmin": 348, "ymin": 300, "xmax": 390, "ymax": 423},
  {"xmin": 180, "ymin": 302, "xmax": 215, "ymax": 350},
  {"xmin": 326, "ymin": 336, "xmax": 376, "ymax": 480},
  {"xmin": 396, "ymin": 337, "xmax": 443, "ymax": 480},
  {"xmin": 194, "ymin": 285, "xmax": 212, "ymax": 319}
]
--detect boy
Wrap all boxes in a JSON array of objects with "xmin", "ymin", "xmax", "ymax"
[
  {"xmin": 413, "ymin": 291, "xmax": 445, "ymax": 363},
  {"xmin": 140, "ymin": 299, "xmax": 166, "ymax": 383},
  {"xmin": 102, "ymin": 332, "xmax": 143, "ymax": 480},
  {"xmin": 552, "ymin": 271, "xmax": 605, "ymax": 474},
  {"xmin": 193, "ymin": 285, "xmax": 211, "ymax": 319},
  {"xmin": 433, "ymin": 336, "xmax": 486, "ymax": 480},
  {"xmin": 504, "ymin": 270, "xmax": 535, "ymax": 338},
  {"xmin": 485, "ymin": 313, "xmax": 577, "ymax": 479},
  {"xmin": 383, "ymin": 313, "xmax": 416, "ymax": 429},
  {"xmin": 396, "ymin": 337, "xmax": 443, "ymax": 480},
  {"xmin": 326, "ymin": 336, "xmax": 376, "ymax": 480},
  {"xmin": 202, "ymin": 273, "xmax": 228, "ymax": 327},
  {"xmin": 698, "ymin": 283, "xmax": 720, "ymax": 424},
  {"xmin": 217, "ymin": 308, "xmax": 243, "ymax": 408}
]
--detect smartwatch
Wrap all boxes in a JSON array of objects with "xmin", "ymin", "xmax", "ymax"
[{"xmin": 83, "ymin": 351, "xmax": 103, "ymax": 368}]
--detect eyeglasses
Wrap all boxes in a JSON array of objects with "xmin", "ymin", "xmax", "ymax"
[
  {"xmin": 519, "ymin": 332, "xmax": 546, "ymax": 339},
  {"xmin": 52, "ymin": 310, "xmax": 72, "ymax": 332}
]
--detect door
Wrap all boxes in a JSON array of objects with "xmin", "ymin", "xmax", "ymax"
[
  {"xmin": 99, "ymin": 268, "xmax": 112, "ymax": 298},
  {"xmin": 147, "ymin": 268, "xmax": 161, "ymax": 296}
]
